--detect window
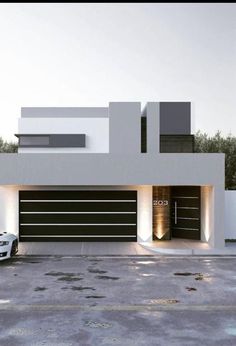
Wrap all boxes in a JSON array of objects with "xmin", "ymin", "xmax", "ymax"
[{"xmin": 19, "ymin": 136, "xmax": 50, "ymax": 146}]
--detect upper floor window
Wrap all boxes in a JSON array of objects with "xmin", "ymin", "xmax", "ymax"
[
  {"xmin": 19, "ymin": 136, "xmax": 50, "ymax": 147},
  {"xmin": 15, "ymin": 134, "xmax": 86, "ymax": 148}
]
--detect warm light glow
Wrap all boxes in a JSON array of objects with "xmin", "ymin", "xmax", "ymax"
[
  {"xmin": 202, "ymin": 186, "xmax": 212, "ymax": 242},
  {"xmin": 156, "ymin": 222, "xmax": 165, "ymax": 240},
  {"xmin": 153, "ymin": 186, "xmax": 170, "ymax": 240}
]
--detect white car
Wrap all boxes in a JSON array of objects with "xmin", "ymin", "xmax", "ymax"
[{"xmin": 0, "ymin": 232, "xmax": 18, "ymax": 261}]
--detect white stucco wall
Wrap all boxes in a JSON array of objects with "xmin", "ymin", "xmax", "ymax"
[
  {"xmin": 0, "ymin": 186, "xmax": 18, "ymax": 236},
  {"xmin": 18, "ymin": 118, "xmax": 109, "ymax": 153},
  {"xmin": 225, "ymin": 191, "xmax": 236, "ymax": 239}
]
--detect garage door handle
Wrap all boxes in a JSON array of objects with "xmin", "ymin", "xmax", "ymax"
[{"xmin": 174, "ymin": 201, "xmax": 177, "ymax": 225}]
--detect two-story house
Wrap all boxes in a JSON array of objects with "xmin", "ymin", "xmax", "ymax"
[{"xmin": 0, "ymin": 102, "xmax": 225, "ymax": 248}]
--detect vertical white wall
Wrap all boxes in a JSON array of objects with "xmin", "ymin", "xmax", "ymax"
[
  {"xmin": 213, "ymin": 185, "xmax": 225, "ymax": 248},
  {"xmin": 225, "ymin": 191, "xmax": 236, "ymax": 239},
  {"xmin": 0, "ymin": 186, "xmax": 18, "ymax": 236},
  {"xmin": 137, "ymin": 185, "xmax": 153, "ymax": 242},
  {"xmin": 201, "ymin": 185, "xmax": 225, "ymax": 248}
]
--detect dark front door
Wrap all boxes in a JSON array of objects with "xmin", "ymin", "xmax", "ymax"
[{"xmin": 171, "ymin": 186, "xmax": 200, "ymax": 240}]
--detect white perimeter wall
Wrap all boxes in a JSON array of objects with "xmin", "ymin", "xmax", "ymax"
[
  {"xmin": 225, "ymin": 191, "xmax": 236, "ymax": 239},
  {"xmin": 18, "ymin": 118, "xmax": 109, "ymax": 153}
]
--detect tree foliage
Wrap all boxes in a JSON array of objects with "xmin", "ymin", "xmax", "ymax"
[
  {"xmin": 195, "ymin": 131, "xmax": 236, "ymax": 190},
  {"xmin": 0, "ymin": 137, "xmax": 18, "ymax": 153}
]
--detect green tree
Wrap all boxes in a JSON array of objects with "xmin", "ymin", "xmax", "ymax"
[
  {"xmin": 0, "ymin": 137, "xmax": 18, "ymax": 153},
  {"xmin": 195, "ymin": 131, "xmax": 236, "ymax": 190}
]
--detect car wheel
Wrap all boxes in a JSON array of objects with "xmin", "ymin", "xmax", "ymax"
[{"xmin": 11, "ymin": 239, "xmax": 18, "ymax": 256}]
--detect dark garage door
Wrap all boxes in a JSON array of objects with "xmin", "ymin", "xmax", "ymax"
[{"xmin": 19, "ymin": 190, "xmax": 137, "ymax": 242}]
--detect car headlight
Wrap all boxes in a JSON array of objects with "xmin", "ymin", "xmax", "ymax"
[{"xmin": 0, "ymin": 241, "xmax": 9, "ymax": 246}]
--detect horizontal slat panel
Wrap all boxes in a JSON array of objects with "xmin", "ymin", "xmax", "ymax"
[
  {"xmin": 20, "ymin": 202, "xmax": 137, "ymax": 212},
  {"xmin": 172, "ymin": 209, "xmax": 199, "ymax": 218},
  {"xmin": 20, "ymin": 225, "xmax": 137, "ymax": 236},
  {"xmin": 171, "ymin": 217, "xmax": 199, "ymax": 221},
  {"xmin": 20, "ymin": 236, "xmax": 137, "ymax": 242},
  {"xmin": 20, "ymin": 223, "xmax": 136, "ymax": 226},
  {"xmin": 172, "ymin": 227, "xmax": 199, "ymax": 231},
  {"xmin": 172, "ymin": 229, "xmax": 200, "ymax": 240},
  {"xmin": 20, "ymin": 200, "xmax": 136, "ymax": 202},
  {"xmin": 21, "ymin": 212, "xmax": 136, "ymax": 214},
  {"xmin": 171, "ymin": 218, "xmax": 200, "ymax": 229},
  {"xmin": 19, "ymin": 190, "xmax": 137, "ymax": 200},
  {"xmin": 172, "ymin": 196, "xmax": 199, "ymax": 199},
  {"xmin": 171, "ymin": 186, "xmax": 200, "ymax": 197},
  {"xmin": 171, "ymin": 199, "xmax": 199, "ymax": 208},
  {"xmin": 20, "ymin": 213, "xmax": 136, "ymax": 224}
]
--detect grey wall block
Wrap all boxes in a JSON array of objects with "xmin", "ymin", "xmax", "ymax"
[
  {"xmin": 0, "ymin": 153, "xmax": 224, "ymax": 186},
  {"xmin": 21, "ymin": 107, "xmax": 108, "ymax": 118},
  {"xmin": 160, "ymin": 102, "xmax": 191, "ymax": 134},
  {"xmin": 146, "ymin": 102, "xmax": 160, "ymax": 154},
  {"xmin": 109, "ymin": 102, "xmax": 141, "ymax": 154}
]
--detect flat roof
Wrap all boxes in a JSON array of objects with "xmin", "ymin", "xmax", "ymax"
[{"xmin": 21, "ymin": 107, "xmax": 109, "ymax": 118}]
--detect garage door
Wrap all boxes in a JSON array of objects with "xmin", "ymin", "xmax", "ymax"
[{"xmin": 19, "ymin": 190, "xmax": 137, "ymax": 241}]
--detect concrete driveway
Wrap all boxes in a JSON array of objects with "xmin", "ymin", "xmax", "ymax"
[
  {"xmin": 1, "ymin": 255, "xmax": 236, "ymax": 345},
  {"xmin": 18, "ymin": 242, "xmax": 153, "ymax": 256}
]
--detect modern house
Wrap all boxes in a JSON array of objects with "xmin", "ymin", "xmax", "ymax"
[{"xmin": 0, "ymin": 102, "xmax": 225, "ymax": 247}]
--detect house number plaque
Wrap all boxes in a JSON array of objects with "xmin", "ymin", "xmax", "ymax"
[{"xmin": 153, "ymin": 199, "xmax": 169, "ymax": 206}]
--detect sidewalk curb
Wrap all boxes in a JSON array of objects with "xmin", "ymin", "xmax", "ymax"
[{"xmin": 140, "ymin": 244, "xmax": 236, "ymax": 256}]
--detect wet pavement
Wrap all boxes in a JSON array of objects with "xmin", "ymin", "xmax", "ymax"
[{"xmin": 1, "ymin": 255, "xmax": 236, "ymax": 345}]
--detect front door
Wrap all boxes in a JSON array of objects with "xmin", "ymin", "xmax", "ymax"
[{"xmin": 171, "ymin": 186, "xmax": 200, "ymax": 240}]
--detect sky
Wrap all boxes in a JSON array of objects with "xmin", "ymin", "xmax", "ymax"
[{"xmin": 0, "ymin": 3, "xmax": 235, "ymax": 141}]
